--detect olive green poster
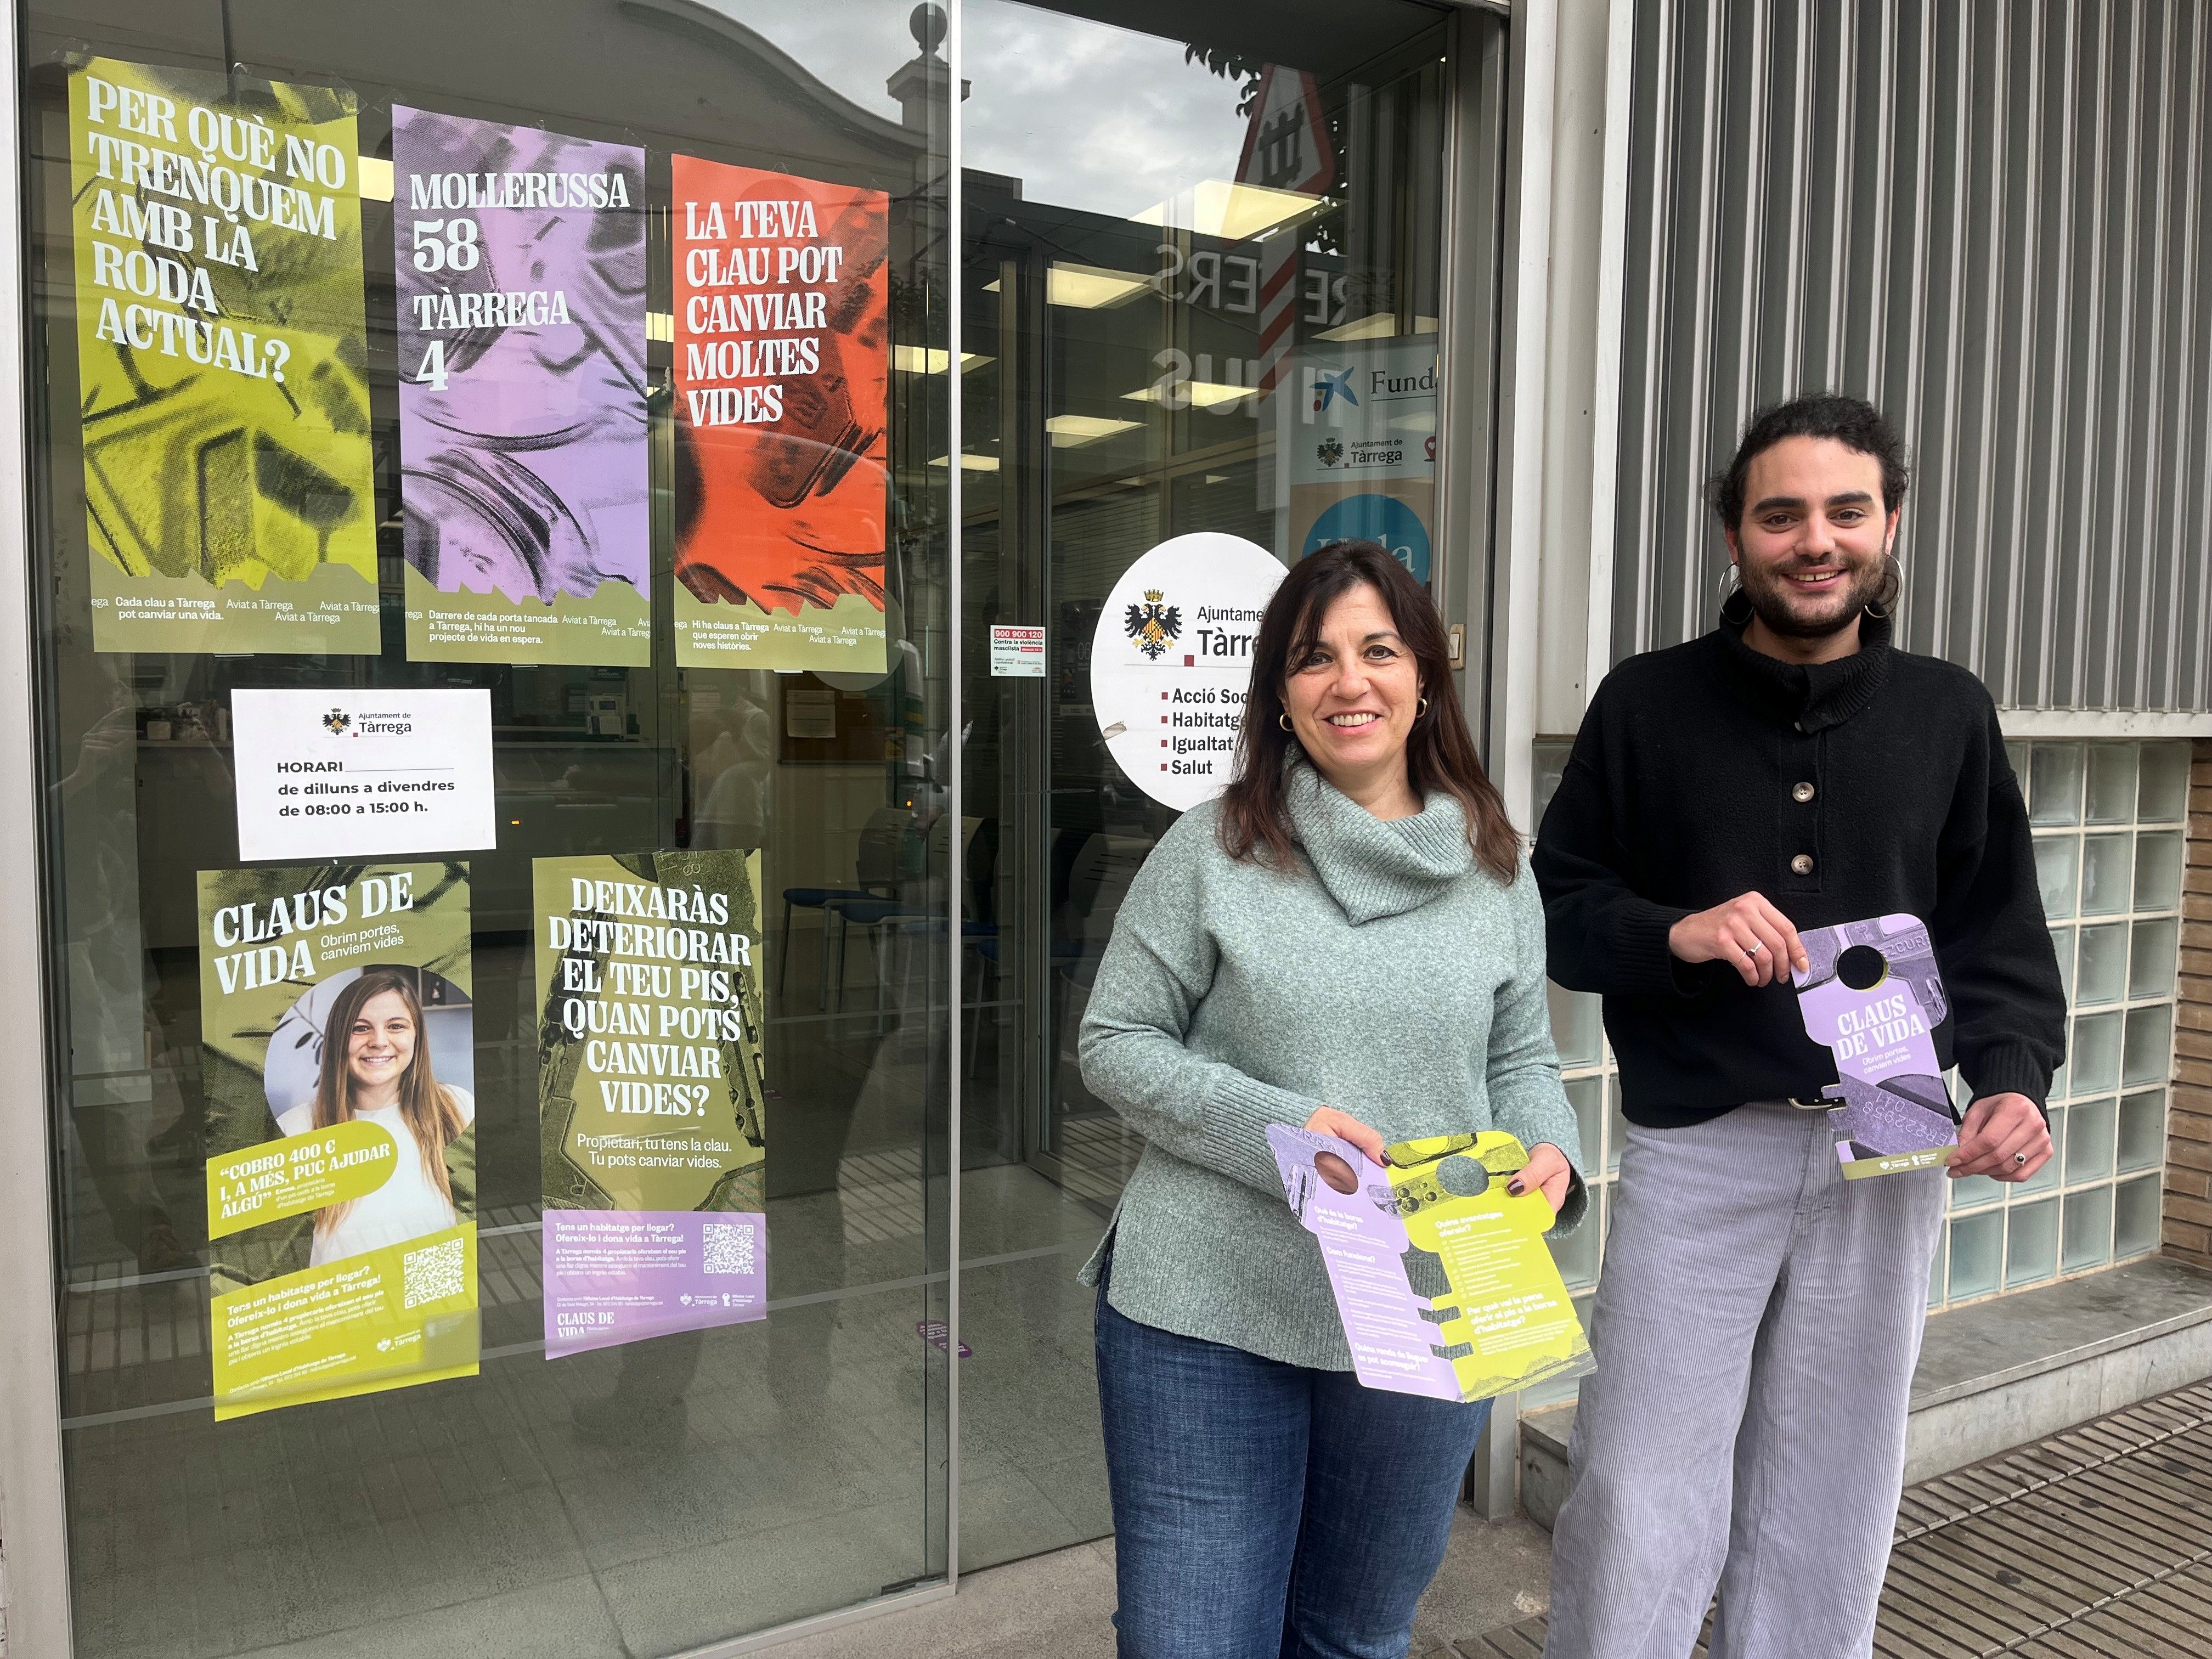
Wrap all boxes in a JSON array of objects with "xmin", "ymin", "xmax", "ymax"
[
  {"xmin": 68, "ymin": 57, "xmax": 380, "ymax": 654},
  {"xmin": 199, "ymin": 862, "xmax": 477, "ymax": 1420},
  {"xmin": 534, "ymin": 852, "xmax": 768, "ymax": 1358}
]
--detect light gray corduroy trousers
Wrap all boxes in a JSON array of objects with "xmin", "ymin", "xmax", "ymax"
[{"xmin": 1543, "ymin": 1101, "xmax": 1947, "ymax": 1659}]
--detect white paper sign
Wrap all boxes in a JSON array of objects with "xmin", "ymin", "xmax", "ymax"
[
  {"xmin": 990, "ymin": 624, "xmax": 1046, "ymax": 677},
  {"xmin": 1090, "ymin": 533, "xmax": 1286, "ymax": 811},
  {"xmin": 232, "ymin": 689, "xmax": 496, "ymax": 862}
]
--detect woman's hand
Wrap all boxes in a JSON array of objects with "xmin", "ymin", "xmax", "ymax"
[
  {"xmin": 1506, "ymin": 1142, "xmax": 1575, "ymax": 1215},
  {"xmin": 1304, "ymin": 1107, "xmax": 1387, "ymax": 1167}
]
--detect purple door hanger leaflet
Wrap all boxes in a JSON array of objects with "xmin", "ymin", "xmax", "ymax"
[
  {"xmin": 1793, "ymin": 912, "xmax": 1959, "ymax": 1178},
  {"xmin": 393, "ymin": 106, "xmax": 650, "ymax": 665},
  {"xmin": 1267, "ymin": 1124, "xmax": 1466, "ymax": 1401}
]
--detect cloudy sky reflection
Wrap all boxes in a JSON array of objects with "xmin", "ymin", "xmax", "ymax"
[{"xmin": 715, "ymin": 0, "xmax": 1254, "ymax": 221}]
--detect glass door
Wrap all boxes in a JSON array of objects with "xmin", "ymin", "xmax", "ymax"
[{"xmin": 952, "ymin": 0, "xmax": 1483, "ymax": 1576}]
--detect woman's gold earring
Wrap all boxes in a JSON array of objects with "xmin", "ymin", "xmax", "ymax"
[
  {"xmin": 1417, "ymin": 697, "xmax": 1429, "ymax": 718},
  {"xmin": 1278, "ymin": 712, "xmax": 1294, "ymax": 732}
]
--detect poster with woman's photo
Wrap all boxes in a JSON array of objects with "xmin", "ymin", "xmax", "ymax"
[
  {"xmin": 199, "ymin": 862, "xmax": 477, "ymax": 1420},
  {"xmin": 534, "ymin": 850, "xmax": 767, "ymax": 1358}
]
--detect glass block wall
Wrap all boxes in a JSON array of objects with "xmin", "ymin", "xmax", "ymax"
[{"xmin": 1523, "ymin": 738, "xmax": 2194, "ymax": 1406}]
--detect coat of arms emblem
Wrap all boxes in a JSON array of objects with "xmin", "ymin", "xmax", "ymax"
[
  {"xmin": 323, "ymin": 709, "xmax": 352, "ymax": 736},
  {"xmin": 1317, "ymin": 437, "xmax": 1345, "ymax": 467},
  {"xmin": 1124, "ymin": 589, "xmax": 1181, "ymax": 661}
]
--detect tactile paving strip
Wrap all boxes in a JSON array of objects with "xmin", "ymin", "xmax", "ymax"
[{"xmin": 1462, "ymin": 1381, "xmax": 2212, "ymax": 1658}]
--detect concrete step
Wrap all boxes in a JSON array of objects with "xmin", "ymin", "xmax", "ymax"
[{"xmin": 1517, "ymin": 1254, "xmax": 2212, "ymax": 1532}]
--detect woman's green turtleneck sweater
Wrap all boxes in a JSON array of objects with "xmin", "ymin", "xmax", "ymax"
[{"xmin": 1078, "ymin": 764, "xmax": 1587, "ymax": 1372}]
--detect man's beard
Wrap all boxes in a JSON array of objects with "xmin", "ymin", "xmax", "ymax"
[{"xmin": 1737, "ymin": 557, "xmax": 1887, "ymax": 640}]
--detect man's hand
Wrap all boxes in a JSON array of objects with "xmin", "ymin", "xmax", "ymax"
[
  {"xmin": 1507, "ymin": 1143, "xmax": 1576, "ymax": 1215},
  {"xmin": 1949, "ymin": 1093, "xmax": 2052, "ymax": 1181},
  {"xmin": 1304, "ymin": 1107, "xmax": 1386, "ymax": 1167},
  {"xmin": 1668, "ymin": 893, "xmax": 1810, "ymax": 986}
]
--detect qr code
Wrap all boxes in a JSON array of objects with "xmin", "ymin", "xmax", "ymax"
[
  {"xmin": 702, "ymin": 1222, "xmax": 758, "ymax": 1277},
  {"xmin": 402, "ymin": 1237, "xmax": 466, "ymax": 1309}
]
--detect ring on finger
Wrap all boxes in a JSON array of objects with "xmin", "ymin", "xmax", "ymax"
[
  {"xmin": 2013, "ymin": 1151, "xmax": 2029, "ymax": 1166},
  {"xmin": 1745, "ymin": 939, "xmax": 1763, "ymax": 956}
]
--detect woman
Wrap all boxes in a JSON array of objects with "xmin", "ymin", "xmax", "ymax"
[
  {"xmin": 1078, "ymin": 539, "xmax": 1585, "ymax": 1659},
  {"xmin": 276, "ymin": 967, "xmax": 473, "ymax": 1265}
]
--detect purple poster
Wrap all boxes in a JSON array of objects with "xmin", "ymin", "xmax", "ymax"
[
  {"xmin": 544, "ymin": 1210, "xmax": 766, "ymax": 1358},
  {"xmin": 393, "ymin": 106, "xmax": 650, "ymax": 665}
]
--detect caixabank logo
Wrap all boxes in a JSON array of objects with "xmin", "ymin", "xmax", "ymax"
[{"xmin": 1124, "ymin": 589, "xmax": 1181, "ymax": 661}]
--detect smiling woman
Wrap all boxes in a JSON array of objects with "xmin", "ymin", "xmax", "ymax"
[
  {"xmin": 272, "ymin": 966, "xmax": 476, "ymax": 1266},
  {"xmin": 1074, "ymin": 539, "xmax": 1584, "ymax": 1657},
  {"xmin": 1222, "ymin": 539, "xmax": 1519, "ymax": 883}
]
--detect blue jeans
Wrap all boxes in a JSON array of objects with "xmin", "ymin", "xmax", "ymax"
[{"xmin": 1096, "ymin": 1256, "xmax": 1492, "ymax": 1659}]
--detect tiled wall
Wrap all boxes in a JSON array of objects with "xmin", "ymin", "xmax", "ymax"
[{"xmin": 1525, "ymin": 738, "xmax": 2195, "ymax": 1406}]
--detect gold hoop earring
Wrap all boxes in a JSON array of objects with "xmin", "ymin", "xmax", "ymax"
[
  {"xmin": 1417, "ymin": 697, "xmax": 1429, "ymax": 718},
  {"xmin": 1278, "ymin": 712, "xmax": 1294, "ymax": 732}
]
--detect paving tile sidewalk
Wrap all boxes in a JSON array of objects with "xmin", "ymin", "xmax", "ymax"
[
  {"xmin": 1462, "ymin": 1376, "xmax": 2212, "ymax": 1658},
  {"xmin": 772, "ymin": 1376, "xmax": 2212, "ymax": 1657}
]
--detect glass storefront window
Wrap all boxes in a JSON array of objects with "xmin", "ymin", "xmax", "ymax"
[
  {"xmin": 15, "ymin": 0, "xmax": 1501, "ymax": 1647},
  {"xmin": 25, "ymin": 3, "xmax": 956, "ymax": 1652}
]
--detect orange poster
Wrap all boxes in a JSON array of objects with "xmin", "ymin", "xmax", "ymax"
[{"xmin": 671, "ymin": 156, "xmax": 890, "ymax": 672}]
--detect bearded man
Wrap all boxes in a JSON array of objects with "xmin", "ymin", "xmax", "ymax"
[{"xmin": 1533, "ymin": 395, "xmax": 2066, "ymax": 1659}]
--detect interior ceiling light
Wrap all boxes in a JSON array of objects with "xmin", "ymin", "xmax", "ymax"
[
  {"xmin": 1132, "ymin": 179, "xmax": 1321, "ymax": 242},
  {"xmin": 1315, "ymin": 312, "xmax": 1442, "ymax": 342},
  {"xmin": 358, "ymin": 156, "xmax": 393, "ymax": 202},
  {"xmin": 927, "ymin": 453, "xmax": 1002, "ymax": 472},
  {"xmin": 1046, "ymin": 262, "xmax": 1151, "ymax": 309},
  {"xmin": 893, "ymin": 346, "xmax": 994, "ymax": 375},
  {"xmin": 1122, "ymin": 381, "xmax": 1254, "ymax": 410},
  {"xmin": 1314, "ymin": 312, "xmax": 1399, "ymax": 342},
  {"xmin": 1045, "ymin": 414, "xmax": 1142, "ymax": 447}
]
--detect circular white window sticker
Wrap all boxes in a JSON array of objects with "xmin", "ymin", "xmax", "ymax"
[{"xmin": 1090, "ymin": 532, "xmax": 1287, "ymax": 811}]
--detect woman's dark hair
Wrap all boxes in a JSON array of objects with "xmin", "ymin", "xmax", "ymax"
[
  {"xmin": 1710, "ymin": 394, "xmax": 1911, "ymax": 531},
  {"xmin": 1218, "ymin": 539, "xmax": 1519, "ymax": 883}
]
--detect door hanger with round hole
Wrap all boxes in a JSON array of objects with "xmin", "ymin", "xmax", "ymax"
[{"xmin": 1792, "ymin": 912, "xmax": 1959, "ymax": 1178}]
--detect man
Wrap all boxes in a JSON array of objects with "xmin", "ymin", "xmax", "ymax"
[{"xmin": 1533, "ymin": 394, "xmax": 2065, "ymax": 1659}]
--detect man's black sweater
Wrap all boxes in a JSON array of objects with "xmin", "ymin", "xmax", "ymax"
[{"xmin": 1531, "ymin": 612, "xmax": 2067, "ymax": 1128}]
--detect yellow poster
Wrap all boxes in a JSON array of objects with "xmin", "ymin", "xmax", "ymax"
[
  {"xmin": 67, "ymin": 57, "xmax": 380, "ymax": 654},
  {"xmin": 199, "ymin": 863, "xmax": 478, "ymax": 1419}
]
